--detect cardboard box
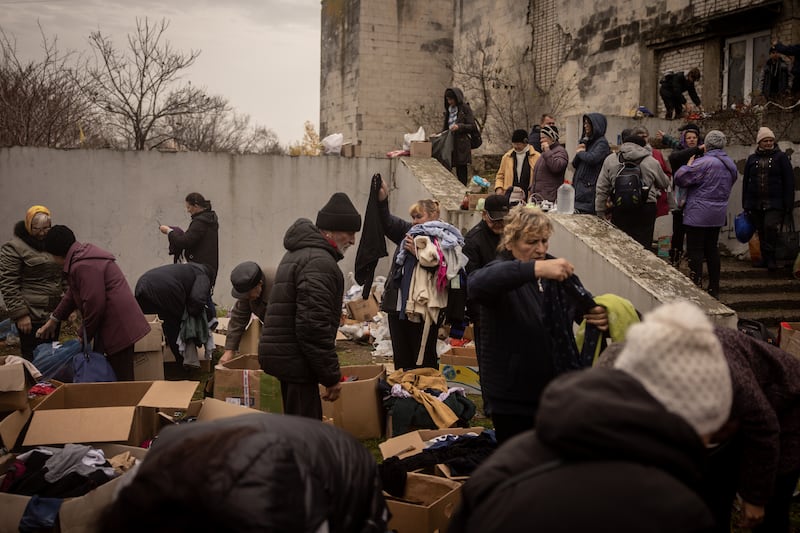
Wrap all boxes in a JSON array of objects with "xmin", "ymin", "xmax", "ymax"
[
  {"xmin": 341, "ymin": 141, "xmax": 362, "ymax": 158},
  {"xmin": 440, "ymin": 351, "xmax": 480, "ymax": 394},
  {"xmin": 159, "ymin": 397, "xmax": 265, "ymax": 424},
  {"xmin": 0, "ymin": 406, "xmax": 30, "ymax": 450},
  {"xmin": 133, "ymin": 314, "xmax": 165, "ymax": 381},
  {"xmin": 0, "ymin": 357, "xmax": 33, "ymax": 412},
  {"xmin": 346, "ymin": 295, "xmax": 380, "ymax": 322},
  {"xmin": 213, "ymin": 354, "xmax": 283, "ymax": 413},
  {"xmin": 214, "ymin": 315, "xmax": 262, "ymax": 355},
  {"xmin": 380, "ymin": 427, "xmax": 486, "ymax": 460},
  {"xmin": 410, "ymin": 141, "xmax": 432, "ymax": 158},
  {"xmin": 22, "ymin": 381, "xmax": 199, "ymax": 447},
  {"xmin": 779, "ymin": 322, "xmax": 800, "ymax": 360},
  {"xmin": 0, "ymin": 443, "xmax": 146, "ymax": 533},
  {"xmin": 320, "ymin": 365, "xmax": 386, "ymax": 439},
  {"xmin": 385, "ymin": 473, "xmax": 462, "ymax": 533},
  {"xmin": 468, "ymin": 193, "xmax": 490, "ymax": 210}
]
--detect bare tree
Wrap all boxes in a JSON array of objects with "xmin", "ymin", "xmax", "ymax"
[
  {"xmin": 84, "ymin": 18, "xmax": 223, "ymax": 150},
  {"xmin": 0, "ymin": 26, "xmax": 96, "ymax": 148}
]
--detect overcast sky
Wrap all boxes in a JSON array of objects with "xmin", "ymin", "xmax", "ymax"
[{"xmin": 1, "ymin": 0, "xmax": 321, "ymax": 146}]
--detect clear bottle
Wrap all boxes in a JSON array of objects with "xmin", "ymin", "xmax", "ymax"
[{"xmin": 556, "ymin": 180, "xmax": 575, "ymax": 214}]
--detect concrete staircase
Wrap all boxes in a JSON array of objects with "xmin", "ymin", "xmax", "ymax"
[{"xmin": 715, "ymin": 256, "xmax": 799, "ymax": 330}]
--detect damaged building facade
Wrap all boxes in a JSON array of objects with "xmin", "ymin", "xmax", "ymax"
[{"xmin": 320, "ymin": 0, "xmax": 796, "ymax": 156}]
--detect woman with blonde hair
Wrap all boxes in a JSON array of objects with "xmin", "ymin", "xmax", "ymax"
[
  {"xmin": 0, "ymin": 206, "xmax": 63, "ymax": 359},
  {"xmin": 468, "ymin": 205, "xmax": 608, "ymax": 443},
  {"xmin": 376, "ymin": 179, "xmax": 464, "ymax": 370}
]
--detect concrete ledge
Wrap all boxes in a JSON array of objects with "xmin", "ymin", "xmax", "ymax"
[{"xmin": 548, "ymin": 213, "xmax": 738, "ymax": 328}]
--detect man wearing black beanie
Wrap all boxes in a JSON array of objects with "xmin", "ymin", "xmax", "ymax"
[{"xmin": 259, "ymin": 193, "xmax": 362, "ymax": 419}]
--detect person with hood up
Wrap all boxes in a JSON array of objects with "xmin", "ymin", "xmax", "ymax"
[
  {"xmin": 448, "ymin": 300, "xmax": 732, "ymax": 533},
  {"xmin": 0, "ymin": 205, "xmax": 63, "ymax": 359},
  {"xmin": 494, "ymin": 129, "xmax": 541, "ymax": 198},
  {"xmin": 530, "ymin": 125, "xmax": 568, "ymax": 204},
  {"xmin": 36, "ymin": 225, "xmax": 151, "ymax": 381},
  {"xmin": 742, "ymin": 127, "xmax": 795, "ymax": 272},
  {"xmin": 595, "ymin": 130, "xmax": 670, "ymax": 249},
  {"xmin": 258, "ymin": 193, "xmax": 361, "ymax": 419},
  {"xmin": 442, "ymin": 87, "xmax": 478, "ymax": 185},
  {"xmin": 572, "ymin": 113, "xmax": 611, "ymax": 214},
  {"xmin": 99, "ymin": 413, "xmax": 389, "ymax": 533},
  {"xmin": 159, "ymin": 192, "xmax": 220, "ymax": 285},
  {"xmin": 674, "ymin": 130, "xmax": 738, "ymax": 298}
]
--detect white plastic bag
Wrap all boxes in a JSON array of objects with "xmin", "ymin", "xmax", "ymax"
[
  {"xmin": 321, "ymin": 133, "xmax": 344, "ymax": 155},
  {"xmin": 402, "ymin": 127, "xmax": 426, "ymax": 151}
]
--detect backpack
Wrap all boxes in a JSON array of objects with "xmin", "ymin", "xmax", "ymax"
[
  {"xmin": 737, "ymin": 318, "xmax": 777, "ymax": 345},
  {"xmin": 611, "ymin": 153, "xmax": 646, "ymax": 211},
  {"xmin": 469, "ymin": 122, "xmax": 483, "ymax": 149}
]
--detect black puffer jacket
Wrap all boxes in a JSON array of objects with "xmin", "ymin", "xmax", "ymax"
[
  {"xmin": 167, "ymin": 209, "xmax": 219, "ymax": 284},
  {"xmin": 134, "ymin": 263, "xmax": 211, "ymax": 320},
  {"xmin": 100, "ymin": 413, "xmax": 389, "ymax": 533},
  {"xmin": 450, "ymin": 368, "xmax": 716, "ymax": 533},
  {"xmin": 259, "ymin": 219, "xmax": 343, "ymax": 387}
]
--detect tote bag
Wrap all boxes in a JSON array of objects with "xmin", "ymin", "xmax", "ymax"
[{"xmin": 73, "ymin": 330, "xmax": 117, "ymax": 383}]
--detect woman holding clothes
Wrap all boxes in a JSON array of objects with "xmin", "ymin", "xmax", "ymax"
[
  {"xmin": 0, "ymin": 206, "xmax": 63, "ymax": 359},
  {"xmin": 674, "ymin": 130, "xmax": 738, "ymax": 299},
  {"xmin": 160, "ymin": 192, "xmax": 220, "ymax": 285},
  {"xmin": 376, "ymin": 178, "xmax": 464, "ymax": 370},
  {"xmin": 36, "ymin": 226, "xmax": 150, "ymax": 381},
  {"xmin": 467, "ymin": 205, "xmax": 608, "ymax": 444},
  {"xmin": 742, "ymin": 127, "xmax": 795, "ymax": 272}
]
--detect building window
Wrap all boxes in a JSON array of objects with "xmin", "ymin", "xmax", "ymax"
[{"xmin": 723, "ymin": 31, "xmax": 771, "ymax": 107}]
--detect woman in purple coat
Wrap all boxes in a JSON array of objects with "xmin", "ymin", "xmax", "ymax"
[
  {"xmin": 674, "ymin": 130, "xmax": 738, "ymax": 298},
  {"xmin": 36, "ymin": 225, "xmax": 150, "ymax": 381}
]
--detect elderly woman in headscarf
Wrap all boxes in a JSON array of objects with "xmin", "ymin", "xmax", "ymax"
[{"xmin": 0, "ymin": 206, "xmax": 63, "ymax": 359}]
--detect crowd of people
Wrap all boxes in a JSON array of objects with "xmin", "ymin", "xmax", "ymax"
[{"xmin": 1, "ymin": 92, "xmax": 798, "ymax": 530}]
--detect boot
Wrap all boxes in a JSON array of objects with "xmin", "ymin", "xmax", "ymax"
[{"xmin": 669, "ymin": 248, "xmax": 683, "ymax": 267}]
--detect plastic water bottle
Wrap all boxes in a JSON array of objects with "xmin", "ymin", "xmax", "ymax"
[{"xmin": 556, "ymin": 181, "xmax": 575, "ymax": 214}]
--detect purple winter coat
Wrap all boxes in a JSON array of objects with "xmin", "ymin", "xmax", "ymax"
[
  {"xmin": 674, "ymin": 149, "xmax": 738, "ymax": 227},
  {"xmin": 53, "ymin": 242, "xmax": 150, "ymax": 355},
  {"xmin": 530, "ymin": 142, "xmax": 569, "ymax": 203}
]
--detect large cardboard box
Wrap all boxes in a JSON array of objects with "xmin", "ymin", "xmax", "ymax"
[
  {"xmin": 380, "ymin": 427, "xmax": 487, "ymax": 461},
  {"xmin": 0, "ymin": 443, "xmax": 146, "ymax": 533},
  {"xmin": 214, "ymin": 315, "xmax": 262, "ymax": 355},
  {"xmin": 22, "ymin": 381, "xmax": 199, "ymax": 447},
  {"xmin": 410, "ymin": 141, "xmax": 432, "ymax": 158},
  {"xmin": 159, "ymin": 397, "xmax": 266, "ymax": 424},
  {"xmin": 779, "ymin": 322, "xmax": 800, "ymax": 360},
  {"xmin": 133, "ymin": 314, "xmax": 165, "ymax": 381},
  {"xmin": 0, "ymin": 357, "xmax": 33, "ymax": 412},
  {"xmin": 346, "ymin": 295, "xmax": 380, "ymax": 322},
  {"xmin": 0, "ymin": 406, "xmax": 30, "ymax": 451},
  {"xmin": 385, "ymin": 473, "xmax": 462, "ymax": 533},
  {"xmin": 213, "ymin": 354, "xmax": 283, "ymax": 413},
  {"xmin": 440, "ymin": 352, "xmax": 481, "ymax": 394},
  {"xmin": 320, "ymin": 365, "xmax": 386, "ymax": 439}
]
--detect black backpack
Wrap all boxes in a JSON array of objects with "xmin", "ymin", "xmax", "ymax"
[
  {"xmin": 611, "ymin": 153, "xmax": 646, "ymax": 211},
  {"xmin": 470, "ymin": 122, "xmax": 483, "ymax": 149}
]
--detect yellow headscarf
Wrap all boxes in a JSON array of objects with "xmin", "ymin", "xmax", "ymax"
[{"xmin": 25, "ymin": 205, "xmax": 51, "ymax": 234}]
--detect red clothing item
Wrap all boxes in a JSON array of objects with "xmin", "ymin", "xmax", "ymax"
[{"xmin": 53, "ymin": 242, "xmax": 150, "ymax": 355}]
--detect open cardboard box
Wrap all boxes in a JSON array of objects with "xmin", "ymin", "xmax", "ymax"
[
  {"xmin": 213, "ymin": 354, "xmax": 283, "ymax": 413},
  {"xmin": 779, "ymin": 322, "xmax": 800, "ymax": 360},
  {"xmin": 0, "ymin": 356, "xmax": 36, "ymax": 412},
  {"xmin": 158, "ymin": 397, "xmax": 266, "ymax": 425},
  {"xmin": 213, "ymin": 315, "xmax": 262, "ymax": 355},
  {"xmin": 0, "ymin": 443, "xmax": 147, "ymax": 533},
  {"xmin": 380, "ymin": 427, "xmax": 486, "ymax": 460},
  {"xmin": 22, "ymin": 380, "xmax": 199, "ymax": 447},
  {"xmin": 385, "ymin": 472, "xmax": 462, "ymax": 533},
  {"xmin": 439, "ymin": 351, "xmax": 481, "ymax": 394},
  {"xmin": 133, "ymin": 314, "xmax": 165, "ymax": 381},
  {"xmin": 320, "ymin": 365, "xmax": 385, "ymax": 439},
  {"xmin": 346, "ymin": 295, "xmax": 380, "ymax": 322}
]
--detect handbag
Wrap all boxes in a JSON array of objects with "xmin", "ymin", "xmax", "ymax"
[
  {"xmin": 73, "ymin": 330, "xmax": 117, "ymax": 383},
  {"xmin": 775, "ymin": 215, "xmax": 800, "ymax": 261}
]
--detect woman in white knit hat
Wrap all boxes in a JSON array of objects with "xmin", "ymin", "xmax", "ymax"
[{"xmin": 742, "ymin": 126, "xmax": 795, "ymax": 271}]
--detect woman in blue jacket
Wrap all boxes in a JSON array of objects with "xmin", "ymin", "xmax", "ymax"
[{"xmin": 571, "ymin": 113, "xmax": 610, "ymax": 214}]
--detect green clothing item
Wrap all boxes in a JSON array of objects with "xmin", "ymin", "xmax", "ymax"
[
  {"xmin": 0, "ymin": 221, "xmax": 64, "ymax": 322},
  {"xmin": 575, "ymin": 293, "xmax": 640, "ymax": 365}
]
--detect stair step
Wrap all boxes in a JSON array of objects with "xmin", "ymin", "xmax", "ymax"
[
  {"xmin": 720, "ymin": 292, "xmax": 799, "ymax": 311},
  {"xmin": 733, "ymin": 309, "xmax": 800, "ymax": 328},
  {"xmin": 719, "ymin": 278, "xmax": 800, "ymax": 293}
]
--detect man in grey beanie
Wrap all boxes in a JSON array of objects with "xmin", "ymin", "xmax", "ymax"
[{"xmin": 258, "ymin": 193, "xmax": 362, "ymax": 419}]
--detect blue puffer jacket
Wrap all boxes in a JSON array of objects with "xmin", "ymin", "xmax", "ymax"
[
  {"xmin": 571, "ymin": 113, "xmax": 611, "ymax": 214},
  {"xmin": 674, "ymin": 149, "xmax": 738, "ymax": 227}
]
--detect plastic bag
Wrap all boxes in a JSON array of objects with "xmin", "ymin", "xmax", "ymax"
[
  {"xmin": 402, "ymin": 127, "xmax": 426, "ymax": 151},
  {"xmin": 32, "ymin": 339, "xmax": 82, "ymax": 382},
  {"xmin": 734, "ymin": 211, "xmax": 755, "ymax": 243},
  {"xmin": 321, "ymin": 133, "xmax": 344, "ymax": 155}
]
